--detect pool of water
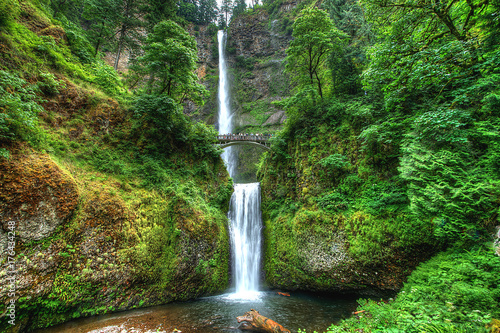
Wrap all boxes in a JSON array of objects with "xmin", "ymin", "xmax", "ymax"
[{"xmin": 35, "ymin": 291, "xmax": 360, "ymax": 333}]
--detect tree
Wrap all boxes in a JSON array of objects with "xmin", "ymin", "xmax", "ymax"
[
  {"xmin": 113, "ymin": 0, "xmax": 143, "ymax": 70},
  {"xmin": 361, "ymin": 0, "xmax": 493, "ymax": 110},
  {"xmin": 198, "ymin": 0, "xmax": 218, "ymax": 24},
  {"xmin": 322, "ymin": 0, "xmax": 374, "ymax": 95},
  {"xmin": 221, "ymin": 0, "xmax": 233, "ymax": 25},
  {"xmin": 285, "ymin": 7, "xmax": 347, "ymax": 99},
  {"xmin": 177, "ymin": 0, "xmax": 218, "ymax": 24},
  {"xmin": 50, "ymin": 0, "xmax": 82, "ymax": 21},
  {"xmin": 132, "ymin": 20, "xmax": 207, "ymax": 103},
  {"xmin": 218, "ymin": 12, "xmax": 227, "ymax": 28},
  {"xmin": 82, "ymin": 0, "xmax": 121, "ymax": 56},
  {"xmin": 178, "ymin": 0, "xmax": 198, "ymax": 23},
  {"xmin": 232, "ymin": 0, "xmax": 246, "ymax": 17},
  {"xmin": 141, "ymin": 0, "xmax": 177, "ymax": 32}
]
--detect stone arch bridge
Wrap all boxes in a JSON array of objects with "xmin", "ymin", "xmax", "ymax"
[{"xmin": 217, "ymin": 134, "xmax": 271, "ymax": 151}]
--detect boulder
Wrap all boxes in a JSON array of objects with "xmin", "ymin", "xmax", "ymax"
[{"xmin": 0, "ymin": 152, "xmax": 79, "ymax": 242}]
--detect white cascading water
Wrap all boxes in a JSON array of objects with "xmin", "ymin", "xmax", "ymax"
[
  {"xmin": 228, "ymin": 183, "xmax": 262, "ymax": 297},
  {"xmin": 217, "ymin": 30, "xmax": 236, "ymax": 178},
  {"xmin": 217, "ymin": 30, "xmax": 262, "ymax": 299}
]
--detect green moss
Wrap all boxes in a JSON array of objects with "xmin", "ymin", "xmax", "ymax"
[
  {"xmin": 0, "ymin": 1, "xmax": 233, "ymax": 330},
  {"xmin": 323, "ymin": 247, "xmax": 500, "ymax": 333},
  {"xmin": 259, "ymin": 97, "xmax": 441, "ymax": 291}
]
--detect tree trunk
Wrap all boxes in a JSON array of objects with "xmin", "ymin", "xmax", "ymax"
[
  {"xmin": 314, "ymin": 70, "xmax": 323, "ymax": 99},
  {"xmin": 236, "ymin": 309, "xmax": 291, "ymax": 333},
  {"xmin": 114, "ymin": 41, "xmax": 123, "ymax": 71},
  {"xmin": 94, "ymin": 21, "xmax": 106, "ymax": 57}
]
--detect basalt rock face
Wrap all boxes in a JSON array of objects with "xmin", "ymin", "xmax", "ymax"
[
  {"xmin": 185, "ymin": 24, "xmax": 219, "ymax": 124},
  {"xmin": 229, "ymin": 11, "xmax": 289, "ymax": 59},
  {"xmin": 259, "ymin": 132, "xmax": 437, "ymax": 295},
  {"xmin": 227, "ymin": 9, "xmax": 292, "ymax": 132},
  {"xmin": 263, "ymin": 222, "xmax": 429, "ymax": 295},
  {"xmin": 0, "ymin": 150, "xmax": 231, "ymax": 332}
]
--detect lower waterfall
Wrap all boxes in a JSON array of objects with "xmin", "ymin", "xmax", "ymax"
[{"xmin": 228, "ymin": 183, "xmax": 263, "ymax": 298}]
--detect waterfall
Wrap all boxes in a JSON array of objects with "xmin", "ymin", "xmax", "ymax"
[
  {"xmin": 217, "ymin": 30, "xmax": 236, "ymax": 178},
  {"xmin": 217, "ymin": 30, "xmax": 262, "ymax": 298},
  {"xmin": 229, "ymin": 183, "xmax": 262, "ymax": 297}
]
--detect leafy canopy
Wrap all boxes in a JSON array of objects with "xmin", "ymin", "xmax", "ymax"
[
  {"xmin": 286, "ymin": 7, "xmax": 347, "ymax": 99},
  {"xmin": 132, "ymin": 20, "xmax": 207, "ymax": 103}
]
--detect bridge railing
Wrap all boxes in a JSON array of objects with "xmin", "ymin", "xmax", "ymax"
[{"xmin": 217, "ymin": 134, "xmax": 271, "ymax": 143}]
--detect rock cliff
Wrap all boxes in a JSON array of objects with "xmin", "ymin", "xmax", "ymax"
[
  {"xmin": 226, "ymin": 8, "xmax": 291, "ymax": 132},
  {"xmin": 0, "ymin": 147, "xmax": 231, "ymax": 332},
  {"xmin": 185, "ymin": 24, "xmax": 220, "ymax": 124}
]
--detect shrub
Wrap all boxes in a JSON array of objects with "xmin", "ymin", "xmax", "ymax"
[
  {"xmin": 37, "ymin": 72, "xmax": 65, "ymax": 96},
  {"xmin": 88, "ymin": 60, "xmax": 122, "ymax": 96},
  {"xmin": 360, "ymin": 180, "xmax": 409, "ymax": 215},
  {"xmin": 0, "ymin": 0, "xmax": 20, "ymax": 27},
  {"xmin": 317, "ymin": 191, "xmax": 350, "ymax": 212},
  {"xmin": 63, "ymin": 20, "xmax": 95, "ymax": 64},
  {"xmin": 0, "ymin": 70, "xmax": 44, "ymax": 146},
  {"xmin": 207, "ymin": 23, "xmax": 218, "ymax": 37},
  {"xmin": 400, "ymin": 111, "xmax": 495, "ymax": 241},
  {"xmin": 325, "ymin": 247, "xmax": 500, "ymax": 333}
]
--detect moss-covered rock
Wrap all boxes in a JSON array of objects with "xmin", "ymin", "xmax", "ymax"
[
  {"xmin": 259, "ymin": 110, "xmax": 438, "ymax": 295},
  {"xmin": 0, "ymin": 148, "xmax": 232, "ymax": 332},
  {"xmin": 0, "ymin": 152, "xmax": 79, "ymax": 243}
]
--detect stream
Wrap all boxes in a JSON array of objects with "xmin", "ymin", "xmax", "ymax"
[{"xmin": 35, "ymin": 291, "xmax": 359, "ymax": 333}]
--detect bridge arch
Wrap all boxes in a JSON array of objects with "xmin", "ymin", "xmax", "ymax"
[
  {"xmin": 218, "ymin": 141, "xmax": 271, "ymax": 151},
  {"xmin": 216, "ymin": 134, "xmax": 272, "ymax": 152}
]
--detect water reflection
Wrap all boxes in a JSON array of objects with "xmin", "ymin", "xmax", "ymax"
[{"xmin": 36, "ymin": 291, "xmax": 359, "ymax": 333}]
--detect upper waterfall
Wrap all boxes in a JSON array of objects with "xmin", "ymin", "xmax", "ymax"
[{"xmin": 217, "ymin": 30, "xmax": 236, "ymax": 178}]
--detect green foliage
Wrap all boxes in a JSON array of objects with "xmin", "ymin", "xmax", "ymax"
[
  {"xmin": 322, "ymin": 0, "xmax": 372, "ymax": 96},
  {"xmin": 62, "ymin": 19, "xmax": 96, "ymax": 64},
  {"xmin": 132, "ymin": 94, "xmax": 220, "ymax": 159},
  {"xmin": 0, "ymin": 70, "xmax": 44, "ymax": 146},
  {"xmin": 6, "ymin": 20, "xmax": 90, "ymax": 80},
  {"xmin": 206, "ymin": 22, "xmax": 219, "ymax": 36},
  {"xmin": 82, "ymin": 0, "xmax": 121, "ymax": 56},
  {"xmin": 0, "ymin": 147, "xmax": 10, "ymax": 159},
  {"xmin": 235, "ymin": 55, "xmax": 255, "ymax": 70},
  {"xmin": 286, "ymin": 7, "xmax": 348, "ymax": 99},
  {"xmin": 362, "ymin": 0, "xmax": 493, "ymax": 111},
  {"xmin": 187, "ymin": 121, "xmax": 221, "ymax": 158},
  {"xmin": 0, "ymin": 0, "xmax": 20, "ymax": 27},
  {"xmin": 197, "ymin": 0, "xmax": 218, "ymax": 24},
  {"xmin": 400, "ymin": 108, "xmax": 497, "ymax": 241},
  {"xmin": 133, "ymin": 94, "xmax": 187, "ymax": 151},
  {"xmin": 37, "ymin": 72, "xmax": 66, "ymax": 96},
  {"xmin": 141, "ymin": 0, "xmax": 177, "ymax": 32},
  {"xmin": 88, "ymin": 60, "xmax": 123, "ymax": 96},
  {"xmin": 232, "ymin": 0, "xmax": 247, "ymax": 17},
  {"xmin": 316, "ymin": 191, "xmax": 350, "ymax": 212},
  {"xmin": 318, "ymin": 153, "xmax": 350, "ymax": 171},
  {"xmin": 132, "ymin": 20, "xmax": 207, "ymax": 103},
  {"xmin": 326, "ymin": 247, "xmax": 500, "ymax": 333},
  {"xmin": 178, "ymin": 0, "xmax": 218, "ymax": 24}
]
